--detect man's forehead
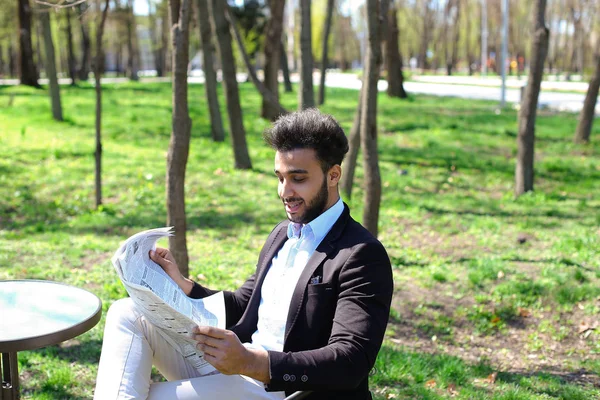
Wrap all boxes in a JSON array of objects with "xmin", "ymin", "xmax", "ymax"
[{"xmin": 274, "ymin": 149, "xmax": 319, "ymax": 172}]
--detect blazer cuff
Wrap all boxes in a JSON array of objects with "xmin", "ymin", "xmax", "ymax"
[
  {"xmin": 264, "ymin": 350, "xmax": 309, "ymax": 392},
  {"xmin": 188, "ymin": 281, "xmax": 210, "ymax": 299}
]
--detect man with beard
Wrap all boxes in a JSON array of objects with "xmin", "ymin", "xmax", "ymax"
[{"xmin": 94, "ymin": 109, "xmax": 393, "ymax": 400}]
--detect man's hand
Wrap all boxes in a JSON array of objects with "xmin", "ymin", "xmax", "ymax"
[
  {"xmin": 149, "ymin": 247, "xmax": 194, "ymax": 295},
  {"xmin": 193, "ymin": 326, "xmax": 270, "ymax": 383}
]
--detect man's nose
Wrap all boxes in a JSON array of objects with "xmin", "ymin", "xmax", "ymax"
[{"xmin": 279, "ymin": 180, "xmax": 294, "ymax": 198}]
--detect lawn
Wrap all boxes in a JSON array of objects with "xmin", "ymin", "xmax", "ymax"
[{"xmin": 1, "ymin": 80, "xmax": 599, "ymax": 399}]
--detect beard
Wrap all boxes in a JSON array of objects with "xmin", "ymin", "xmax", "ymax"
[{"xmin": 284, "ymin": 177, "xmax": 329, "ymax": 224}]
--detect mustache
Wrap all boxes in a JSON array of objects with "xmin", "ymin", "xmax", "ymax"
[{"xmin": 282, "ymin": 197, "xmax": 303, "ymax": 203}]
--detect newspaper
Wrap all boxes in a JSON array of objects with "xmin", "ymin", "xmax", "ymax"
[{"xmin": 112, "ymin": 227, "xmax": 225, "ymax": 375}]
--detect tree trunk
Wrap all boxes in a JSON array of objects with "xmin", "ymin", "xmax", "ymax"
[
  {"xmin": 450, "ymin": 0, "xmax": 461, "ymax": 74},
  {"xmin": 95, "ymin": 0, "xmax": 110, "ymax": 209},
  {"xmin": 515, "ymin": 0, "xmax": 549, "ymax": 197},
  {"xmin": 318, "ymin": 0, "xmax": 334, "ymax": 105},
  {"xmin": 298, "ymin": 0, "xmax": 314, "ymax": 109},
  {"xmin": 386, "ymin": 1, "xmax": 407, "ymax": 98},
  {"xmin": 196, "ymin": 0, "xmax": 225, "ymax": 141},
  {"xmin": 147, "ymin": 0, "xmax": 162, "ymax": 77},
  {"xmin": 280, "ymin": 40, "xmax": 292, "ymax": 93},
  {"xmin": 466, "ymin": 0, "xmax": 474, "ymax": 75},
  {"xmin": 210, "ymin": 0, "xmax": 252, "ymax": 169},
  {"xmin": 161, "ymin": 2, "xmax": 171, "ymax": 75},
  {"xmin": 574, "ymin": 46, "xmax": 600, "ymax": 144},
  {"xmin": 17, "ymin": 0, "xmax": 39, "ymax": 87},
  {"xmin": 78, "ymin": 3, "xmax": 91, "ymax": 81},
  {"xmin": 361, "ymin": 0, "xmax": 385, "ymax": 236},
  {"xmin": 35, "ymin": 12, "xmax": 43, "ymax": 76},
  {"xmin": 0, "ymin": 43, "xmax": 4, "ymax": 76},
  {"xmin": 9, "ymin": 43, "xmax": 17, "ymax": 77},
  {"xmin": 340, "ymin": 88, "xmax": 362, "ymax": 200},
  {"xmin": 418, "ymin": 1, "xmax": 431, "ymax": 70},
  {"xmin": 40, "ymin": 10, "xmax": 62, "ymax": 121},
  {"xmin": 126, "ymin": 0, "xmax": 140, "ymax": 81},
  {"xmin": 261, "ymin": 0, "xmax": 286, "ymax": 120},
  {"xmin": 226, "ymin": 4, "xmax": 288, "ymax": 117},
  {"xmin": 65, "ymin": 7, "xmax": 77, "ymax": 85},
  {"xmin": 167, "ymin": 0, "xmax": 194, "ymax": 278}
]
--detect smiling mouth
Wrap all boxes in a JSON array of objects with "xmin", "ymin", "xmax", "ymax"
[{"xmin": 284, "ymin": 200, "xmax": 303, "ymax": 213}]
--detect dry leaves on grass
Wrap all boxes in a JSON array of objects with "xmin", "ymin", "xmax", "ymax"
[
  {"xmin": 578, "ymin": 320, "xmax": 598, "ymax": 338},
  {"xmin": 518, "ymin": 307, "xmax": 532, "ymax": 318},
  {"xmin": 447, "ymin": 383, "xmax": 460, "ymax": 396},
  {"xmin": 425, "ymin": 379, "xmax": 437, "ymax": 389},
  {"xmin": 474, "ymin": 372, "xmax": 498, "ymax": 386}
]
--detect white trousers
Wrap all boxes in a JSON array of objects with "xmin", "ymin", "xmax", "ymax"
[{"xmin": 94, "ymin": 298, "xmax": 286, "ymax": 400}]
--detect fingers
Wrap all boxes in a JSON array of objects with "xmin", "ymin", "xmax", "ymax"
[
  {"xmin": 193, "ymin": 326, "xmax": 228, "ymax": 339},
  {"xmin": 149, "ymin": 250, "xmax": 166, "ymax": 267}
]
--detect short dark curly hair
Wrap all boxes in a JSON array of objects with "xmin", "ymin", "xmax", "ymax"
[{"xmin": 263, "ymin": 108, "xmax": 349, "ymax": 172}]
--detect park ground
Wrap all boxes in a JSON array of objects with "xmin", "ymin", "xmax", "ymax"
[{"xmin": 1, "ymin": 81, "xmax": 599, "ymax": 399}]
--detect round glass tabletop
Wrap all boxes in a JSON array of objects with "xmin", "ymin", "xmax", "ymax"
[{"xmin": 0, "ymin": 280, "xmax": 102, "ymax": 352}]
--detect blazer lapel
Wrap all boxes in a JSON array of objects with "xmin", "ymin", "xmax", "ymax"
[{"xmin": 284, "ymin": 204, "xmax": 350, "ymax": 343}]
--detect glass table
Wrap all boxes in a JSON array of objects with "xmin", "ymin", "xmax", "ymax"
[{"xmin": 0, "ymin": 280, "xmax": 102, "ymax": 400}]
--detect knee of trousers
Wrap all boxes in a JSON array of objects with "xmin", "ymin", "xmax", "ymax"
[{"xmin": 105, "ymin": 297, "xmax": 142, "ymax": 328}]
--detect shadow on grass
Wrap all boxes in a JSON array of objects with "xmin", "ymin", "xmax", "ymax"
[{"xmin": 372, "ymin": 344, "xmax": 598, "ymax": 399}]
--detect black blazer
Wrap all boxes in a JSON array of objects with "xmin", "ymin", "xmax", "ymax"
[{"xmin": 190, "ymin": 204, "xmax": 393, "ymax": 399}]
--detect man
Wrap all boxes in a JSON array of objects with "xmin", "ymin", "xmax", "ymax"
[{"xmin": 94, "ymin": 109, "xmax": 393, "ymax": 399}]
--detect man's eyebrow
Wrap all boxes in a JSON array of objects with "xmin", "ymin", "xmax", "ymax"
[{"xmin": 274, "ymin": 168, "xmax": 309, "ymax": 174}]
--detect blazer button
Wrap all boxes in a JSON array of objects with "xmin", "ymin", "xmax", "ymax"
[
  {"xmin": 290, "ymin": 375, "xmax": 296, "ymax": 382},
  {"xmin": 301, "ymin": 375, "xmax": 308, "ymax": 382},
  {"xmin": 283, "ymin": 374, "xmax": 290, "ymax": 382}
]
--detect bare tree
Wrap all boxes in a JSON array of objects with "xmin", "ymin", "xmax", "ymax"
[
  {"xmin": 261, "ymin": 0, "xmax": 286, "ymax": 120},
  {"xmin": 361, "ymin": 0, "xmax": 387, "ymax": 236},
  {"xmin": 196, "ymin": 0, "xmax": 225, "ymax": 141},
  {"xmin": 18, "ymin": 0, "xmax": 39, "ymax": 87},
  {"xmin": 280, "ymin": 39, "xmax": 292, "ymax": 92},
  {"xmin": 40, "ymin": 7, "xmax": 62, "ymax": 120},
  {"xmin": 77, "ymin": 2, "xmax": 91, "ymax": 81},
  {"xmin": 226, "ymin": 4, "xmax": 288, "ymax": 116},
  {"xmin": 515, "ymin": 0, "xmax": 549, "ymax": 196},
  {"xmin": 386, "ymin": 0, "xmax": 407, "ymax": 98},
  {"xmin": 443, "ymin": 0, "xmax": 460, "ymax": 75},
  {"xmin": 298, "ymin": 0, "xmax": 314, "ymax": 109},
  {"xmin": 64, "ymin": 6, "xmax": 77, "ymax": 85},
  {"xmin": 126, "ymin": 0, "xmax": 139, "ymax": 81},
  {"xmin": 94, "ymin": 0, "xmax": 110, "ymax": 208},
  {"xmin": 574, "ymin": 41, "xmax": 600, "ymax": 144},
  {"xmin": 340, "ymin": 88, "xmax": 362, "ymax": 200},
  {"xmin": 317, "ymin": 0, "xmax": 334, "ymax": 105},
  {"xmin": 167, "ymin": 0, "xmax": 193, "ymax": 277},
  {"xmin": 210, "ymin": 0, "xmax": 252, "ymax": 169}
]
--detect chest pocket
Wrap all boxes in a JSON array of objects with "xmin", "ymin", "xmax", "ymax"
[{"xmin": 304, "ymin": 283, "xmax": 336, "ymax": 342}]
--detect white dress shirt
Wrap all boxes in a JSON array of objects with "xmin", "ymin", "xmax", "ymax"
[{"xmin": 249, "ymin": 198, "xmax": 344, "ymax": 352}]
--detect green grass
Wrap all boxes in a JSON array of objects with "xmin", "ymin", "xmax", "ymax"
[{"xmin": 1, "ymin": 81, "xmax": 599, "ymax": 399}]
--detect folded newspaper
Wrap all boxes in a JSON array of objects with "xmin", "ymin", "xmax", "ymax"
[{"xmin": 112, "ymin": 227, "xmax": 226, "ymax": 375}]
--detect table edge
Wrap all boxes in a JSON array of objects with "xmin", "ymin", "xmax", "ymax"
[{"xmin": 0, "ymin": 280, "xmax": 103, "ymax": 353}]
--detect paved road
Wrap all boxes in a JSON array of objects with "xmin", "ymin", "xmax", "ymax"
[
  {"xmin": 321, "ymin": 72, "xmax": 597, "ymax": 114},
  {"xmin": 1, "ymin": 72, "xmax": 596, "ymax": 114}
]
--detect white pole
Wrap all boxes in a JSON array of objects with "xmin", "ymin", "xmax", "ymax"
[
  {"xmin": 481, "ymin": 0, "xmax": 487, "ymax": 76},
  {"xmin": 500, "ymin": 0, "xmax": 508, "ymax": 107}
]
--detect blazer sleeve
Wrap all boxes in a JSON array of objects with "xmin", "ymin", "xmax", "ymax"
[
  {"xmin": 188, "ymin": 275, "xmax": 255, "ymax": 329},
  {"xmin": 265, "ymin": 241, "xmax": 393, "ymax": 392}
]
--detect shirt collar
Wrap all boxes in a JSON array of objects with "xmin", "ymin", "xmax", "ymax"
[{"xmin": 286, "ymin": 197, "xmax": 344, "ymax": 243}]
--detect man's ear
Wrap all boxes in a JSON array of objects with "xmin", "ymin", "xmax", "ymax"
[{"xmin": 328, "ymin": 165, "xmax": 342, "ymax": 186}]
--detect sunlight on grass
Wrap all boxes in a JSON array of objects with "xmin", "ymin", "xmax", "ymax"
[{"xmin": 1, "ymin": 81, "xmax": 599, "ymax": 399}]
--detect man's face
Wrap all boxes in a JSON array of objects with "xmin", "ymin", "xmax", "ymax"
[{"xmin": 274, "ymin": 149, "xmax": 333, "ymax": 224}]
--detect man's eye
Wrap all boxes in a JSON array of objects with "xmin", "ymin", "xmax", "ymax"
[{"xmin": 293, "ymin": 178, "xmax": 305, "ymax": 183}]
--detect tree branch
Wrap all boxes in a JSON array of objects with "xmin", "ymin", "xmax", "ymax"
[
  {"xmin": 33, "ymin": 0, "xmax": 88, "ymax": 9},
  {"xmin": 224, "ymin": 2, "xmax": 289, "ymax": 116}
]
